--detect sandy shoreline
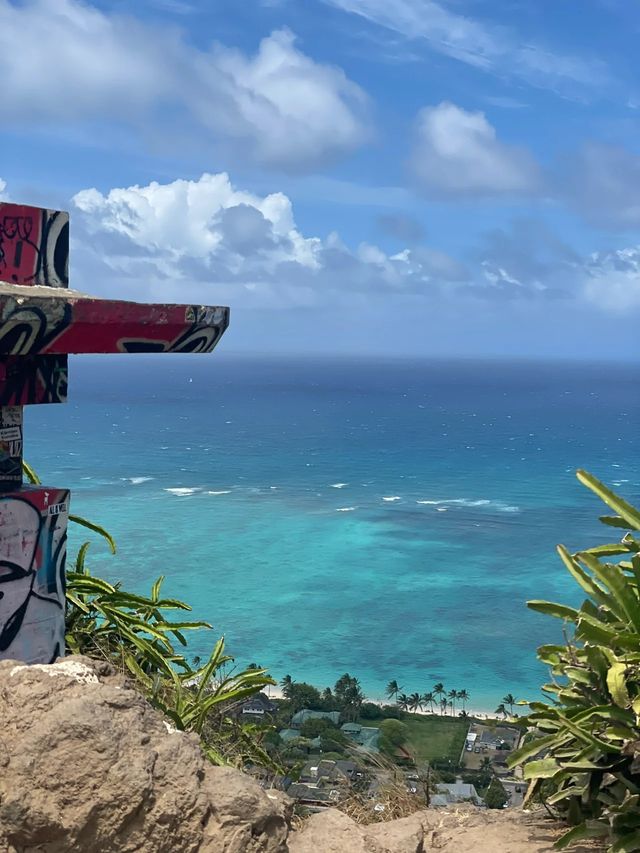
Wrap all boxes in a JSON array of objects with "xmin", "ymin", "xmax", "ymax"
[{"xmin": 263, "ymin": 684, "xmax": 513, "ymax": 722}]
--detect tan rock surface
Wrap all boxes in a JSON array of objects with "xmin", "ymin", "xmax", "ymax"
[
  {"xmin": 289, "ymin": 806, "xmax": 604, "ymax": 853},
  {"xmin": 0, "ymin": 657, "xmax": 289, "ymax": 853}
]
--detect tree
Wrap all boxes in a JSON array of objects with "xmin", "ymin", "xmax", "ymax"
[
  {"xmin": 334, "ymin": 673, "xmax": 364, "ymax": 721},
  {"xmin": 502, "ymin": 693, "xmax": 516, "ymax": 716},
  {"xmin": 457, "ymin": 689, "xmax": 470, "ymax": 711},
  {"xmin": 448, "ymin": 689, "xmax": 457, "ymax": 715},
  {"xmin": 484, "ymin": 778, "xmax": 508, "ymax": 809},
  {"xmin": 433, "ymin": 683, "xmax": 445, "ymax": 705},
  {"xmin": 386, "ymin": 680, "xmax": 402, "ymax": 702},
  {"xmin": 286, "ymin": 682, "xmax": 323, "ymax": 712},
  {"xmin": 397, "ymin": 693, "xmax": 410, "ymax": 712},
  {"xmin": 422, "ymin": 691, "xmax": 435, "ymax": 713},
  {"xmin": 494, "ymin": 703, "xmax": 507, "ymax": 719},
  {"xmin": 378, "ymin": 719, "xmax": 410, "ymax": 754},
  {"xmin": 409, "ymin": 692, "xmax": 423, "ymax": 712},
  {"xmin": 300, "ymin": 717, "xmax": 334, "ymax": 739},
  {"xmin": 440, "ymin": 697, "xmax": 448, "ymax": 716},
  {"xmin": 280, "ymin": 675, "xmax": 294, "ymax": 697},
  {"xmin": 321, "ymin": 687, "xmax": 334, "ymax": 708}
]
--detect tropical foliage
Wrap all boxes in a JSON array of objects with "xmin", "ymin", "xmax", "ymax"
[
  {"xmin": 24, "ymin": 462, "xmax": 275, "ymax": 767},
  {"xmin": 508, "ymin": 470, "xmax": 640, "ymax": 851}
]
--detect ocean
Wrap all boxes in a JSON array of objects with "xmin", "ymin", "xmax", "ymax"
[{"xmin": 26, "ymin": 355, "xmax": 640, "ymax": 711}]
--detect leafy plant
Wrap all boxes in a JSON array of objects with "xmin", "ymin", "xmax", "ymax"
[
  {"xmin": 508, "ymin": 470, "xmax": 640, "ymax": 851},
  {"xmin": 24, "ymin": 461, "xmax": 276, "ymax": 768}
]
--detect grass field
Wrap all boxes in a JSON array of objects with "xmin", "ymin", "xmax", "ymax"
[{"xmin": 401, "ymin": 714, "xmax": 468, "ymax": 765}]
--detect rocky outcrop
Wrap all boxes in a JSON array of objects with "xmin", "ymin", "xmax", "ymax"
[
  {"xmin": 0, "ymin": 657, "xmax": 594, "ymax": 853},
  {"xmin": 0, "ymin": 657, "xmax": 290, "ymax": 853}
]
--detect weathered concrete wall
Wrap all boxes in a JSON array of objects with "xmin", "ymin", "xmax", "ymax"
[{"xmin": 0, "ymin": 486, "xmax": 68, "ymax": 663}]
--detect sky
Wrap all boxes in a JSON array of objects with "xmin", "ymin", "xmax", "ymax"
[{"xmin": 1, "ymin": 0, "xmax": 640, "ymax": 359}]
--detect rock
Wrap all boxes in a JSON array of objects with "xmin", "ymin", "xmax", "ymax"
[
  {"xmin": 365, "ymin": 813, "xmax": 427, "ymax": 852},
  {"xmin": 287, "ymin": 809, "xmax": 428, "ymax": 853},
  {"xmin": 0, "ymin": 657, "xmax": 289, "ymax": 853},
  {"xmin": 287, "ymin": 809, "xmax": 385, "ymax": 853}
]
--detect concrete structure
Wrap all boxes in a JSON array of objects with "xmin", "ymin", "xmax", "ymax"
[{"xmin": 0, "ymin": 201, "xmax": 229, "ymax": 664}]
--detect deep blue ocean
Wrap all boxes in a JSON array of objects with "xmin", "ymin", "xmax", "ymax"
[{"xmin": 26, "ymin": 355, "xmax": 640, "ymax": 710}]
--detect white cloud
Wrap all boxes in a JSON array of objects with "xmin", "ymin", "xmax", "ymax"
[
  {"xmin": 324, "ymin": 0, "xmax": 609, "ymax": 96},
  {"xmin": 0, "ymin": 179, "xmax": 8, "ymax": 201},
  {"xmin": 69, "ymin": 172, "xmax": 640, "ymax": 327},
  {"xmin": 410, "ymin": 103, "xmax": 540, "ymax": 198},
  {"xmin": 71, "ymin": 172, "xmax": 470, "ymax": 306},
  {"xmin": 583, "ymin": 247, "xmax": 640, "ymax": 312},
  {"xmin": 0, "ymin": 1, "xmax": 368, "ymax": 170}
]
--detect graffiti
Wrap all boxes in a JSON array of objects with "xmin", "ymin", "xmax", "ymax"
[
  {"xmin": 0, "ymin": 203, "xmax": 69, "ymax": 288},
  {"xmin": 0, "ymin": 487, "xmax": 69, "ymax": 664},
  {"xmin": 0, "ymin": 407, "xmax": 22, "ymax": 488},
  {"xmin": 0, "ymin": 303, "xmax": 72, "ymax": 356},
  {"xmin": 0, "ymin": 290, "xmax": 229, "ymax": 357},
  {"xmin": 0, "ymin": 355, "xmax": 68, "ymax": 406}
]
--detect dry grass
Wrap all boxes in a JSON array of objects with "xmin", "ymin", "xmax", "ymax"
[{"xmin": 338, "ymin": 780, "xmax": 427, "ymax": 825}]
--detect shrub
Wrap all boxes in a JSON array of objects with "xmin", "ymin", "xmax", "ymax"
[
  {"xmin": 484, "ymin": 778, "xmax": 508, "ymax": 809},
  {"xmin": 360, "ymin": 702, "xmax": 384, "ymax": 720},
  {"xmin": 379, "ymin": 718, "xmax": 410, "ymax": 754},
  {"xmin": 509, "ymin": 471, "xmax": 640, "ymax": 851}
]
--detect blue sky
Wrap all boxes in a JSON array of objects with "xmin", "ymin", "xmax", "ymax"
[{"xmin": 1, "ymin": 0, "xmax": 640, "ymax": 359}]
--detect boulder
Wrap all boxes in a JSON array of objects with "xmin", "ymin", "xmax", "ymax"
[
  {"xmin": 0, "ymin": 657, "xmax": 289, "ymax": 853},
  {"xmin": 287, "ymin": 809, "xmax": 427, "ymax": 853}
]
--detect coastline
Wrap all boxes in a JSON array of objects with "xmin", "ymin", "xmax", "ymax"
[{"xmin": 264, "ymin": 684, "xmax": 513, "ymax": 722}]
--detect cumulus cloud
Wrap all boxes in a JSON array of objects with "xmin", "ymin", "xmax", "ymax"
[
  {"xmin": 0, "ymin": 0, "xmax": 368, "ymax": 170},
  {"xmin": 71, "ymin": 172, "xmax": 471, "ymax": 306},
  {"xmin": 410, "ymin": 103, "xmax": 540, "ymax": 198},
  {"xmin": 68, "ymin": 172, "xmax": 640, "ymax": 327}
]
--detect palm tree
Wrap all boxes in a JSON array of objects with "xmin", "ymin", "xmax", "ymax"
[
  {"xmin": 495, "ymin": 703, "xmax": 507, "ymax": 719},
  {"xmin": 448, "ymin": 689, "xmax": 457, "ymax": 715},
  {"xmin": 386, "ymin": 680, "xmax": 402, "ymax": 703},
  {"xmin": 397, "ymin": 692, "xmax": 410, "ymax": 712},
  {"xmin": 433, "ymin": 683, "xmax": 445, "ymax": 709},
  {"xmin": 280, "ymin": 674, "xmax": 294, "ymax": 698},
  {"xmin": 440, "ymin": 697, "xmax": 448, "ymax": 716},
  {"xmin": 409, "ymin": 692, "xmax": 423, "ymax": 713},
  {"xmin": 502, "ymin": 693, "xmax": 516, "ymax": 716},
  {"xmin": 422, "ymin": 691, "xmax": 435, "ymax": 713},
  {"xmin": 457, "ymin": 689, "xmax": 470, "ymax": 711}
]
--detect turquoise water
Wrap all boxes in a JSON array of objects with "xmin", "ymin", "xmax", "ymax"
[{"xmin": 27, "ymin": 355, "xmax": 640, "ymax": 709}]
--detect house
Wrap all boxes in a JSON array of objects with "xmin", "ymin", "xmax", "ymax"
[
  {"xmin": 299, "ymin": 759, "xmax": 359, "ymax": 786},
  {"xmin": 290, "ymin": 709, "xmax": 341, "ymax": 728},
  {"xmin": 285, "ymin": 783, "xmax": 338, "ymax": 808},
  {"xmin": 239, "ymin": 692, "xmax": 278, "ymax": 717},
  {"xmin": 431, "ymin": 778, "xmax": 484, "ymax": 808},
  {"xmin": 340, "ymin": 722, "xmax": 380, "ymax": 752}
]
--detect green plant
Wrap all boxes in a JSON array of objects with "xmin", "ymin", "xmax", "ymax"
[
  {"xmin": 508, "ymin": 470, "xmax": 640, "ymax": 851},
  {"xmin": 24, "ymin": 462, "xmax": 276, "ymax": 768},
  {"xmin": 484, "ymin": 778, "xmax": 508, "ymax": 809}
]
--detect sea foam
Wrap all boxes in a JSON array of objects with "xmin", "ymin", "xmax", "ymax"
[
  {"xmin": 416, "ymin": 498, "xmax": 519, "ymax": 513},
  {"xmin": 164, "ymin": 487, "xmax": 202, "ymax": 496}
]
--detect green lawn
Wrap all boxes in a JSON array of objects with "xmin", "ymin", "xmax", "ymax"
[{"xmin": 401, "ymin": 714, "xmax": 468, "ymax": 765}]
